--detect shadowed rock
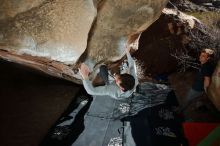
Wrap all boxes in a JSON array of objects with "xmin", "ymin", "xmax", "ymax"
[{"xmin": 208, "ymin": 59, "xmax": 220, "ymax": 111}]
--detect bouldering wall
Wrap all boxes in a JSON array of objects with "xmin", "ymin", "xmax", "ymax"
[
  {"xmin": 0, "ymin": 0, "xmax": 97, "ymax": 64},
  {"xmin": 85, "ymin": 0, "xmax": 169, "ymax": 66},
  {"xmin": 0, "ymin": 0, "xmax": 168, "ymax": 83}
]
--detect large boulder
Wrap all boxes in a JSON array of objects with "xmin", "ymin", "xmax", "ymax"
[
  {"xmin": 134, "ymin": 8, "xmax": 203, "ymax": 76},
  {"xmin": 0, "ymin": 0, "xmax": 168, "ymax": 83},
  {"xmin": 0, "ymin": 0, "xmax": 96, "ymax": 64},
  {"xmin": 0, "ymin": 0, "xmax": 45, "ymax": 20},
  {"xmin": 208, "ymin": 59, "xmax": 220, "ymax": 111}
]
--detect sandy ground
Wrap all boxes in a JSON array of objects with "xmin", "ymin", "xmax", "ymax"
[{"xmin": 0, "ymin": 60, "xmax": 81, "ymax": 146}]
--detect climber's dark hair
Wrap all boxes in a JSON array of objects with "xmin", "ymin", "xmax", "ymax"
[{"xmin": 119, "ymin": 73, "xmax": 135, "ymax": 92}]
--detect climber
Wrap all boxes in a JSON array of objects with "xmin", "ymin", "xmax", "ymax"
[{"xmin": 79, "ymin": 46, "xmax": 138, "ymax": 99}]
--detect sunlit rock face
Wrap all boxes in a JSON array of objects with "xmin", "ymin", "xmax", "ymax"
[
  {"xmin": 85, "ymin": 0, "xmax": 168, "ymax": 67},
  {"xmin": 0, "ymin": 0, "xmax": 96, "ymax": 64},
  {"xmin": 0, "ymin": 0, "xmax": 168, "ymax": 83},
  {"xmin": 209, "ymin": 60, "xmax": 220, "ymax": 111},
  {"xmin": 0, "ymin": 0, "xmax": 45, "ymax": 20}
]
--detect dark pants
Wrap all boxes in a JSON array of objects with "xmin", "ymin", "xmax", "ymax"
[
  {"xmin": 181, "ymin": 88, "xmax": 204, "ymax": 112},
  {"xmin": 99, "ymin": 65, "xmax": 109, "ymax": 85}
]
